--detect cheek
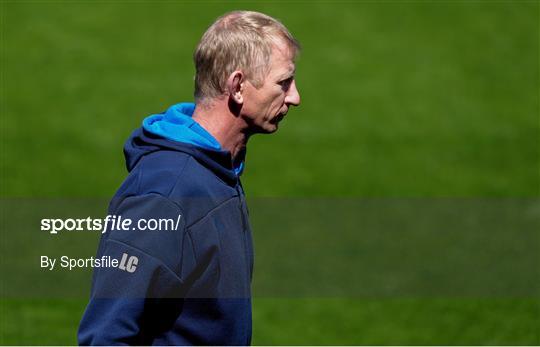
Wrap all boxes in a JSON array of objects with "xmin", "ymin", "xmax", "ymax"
[
  {"xmin": 267, "ymin": 90, "xmax": 286, "ymax": 109},
  {"xmin": 248, "ymin": 85, "xmax": 285, "ymax": 117}
]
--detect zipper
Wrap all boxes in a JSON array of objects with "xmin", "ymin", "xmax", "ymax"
[
  {"xmin": 236, "ymin": 183, "xmax": 254, "ymax": 284},
  {"xmin": 236, "ymin": 184, "xmax": 247, "ymax": 232}
]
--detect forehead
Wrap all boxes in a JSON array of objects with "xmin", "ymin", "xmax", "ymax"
[{"xmin": 268, "ymin": 40, "xmax": 296, "ymax": 78}]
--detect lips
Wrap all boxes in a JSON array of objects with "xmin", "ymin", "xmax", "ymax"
[
  {"xmin": 275, "ymin": 113, "xmax": 285, "ymax": 123},
  {"xmin": 270, "ymin": 113, "xmax": 285, "ymax": 124}
]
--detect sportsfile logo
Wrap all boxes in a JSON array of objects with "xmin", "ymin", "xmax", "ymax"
[{"xmin": 40, "ymin": 214, "xmax": 182, "ymax": 234}]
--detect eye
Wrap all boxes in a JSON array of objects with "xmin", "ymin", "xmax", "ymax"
[{"xmin": 278, "ymin": 77, "xmax": 293, "ymax": 91}]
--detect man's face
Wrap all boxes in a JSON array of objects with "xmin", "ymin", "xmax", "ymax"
[{"xmin": 241, "ymin": 40, "xmax": 301, "ymax": 133}]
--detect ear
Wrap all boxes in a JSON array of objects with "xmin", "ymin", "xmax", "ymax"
[{"xmin": 226, "ymin": 70, "xmax": 244, "ymax": 105}]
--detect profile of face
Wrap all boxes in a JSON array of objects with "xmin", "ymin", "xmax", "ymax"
[{"xmin": 239, "ymin": 39, "xmax": 301, "ymax": 134}]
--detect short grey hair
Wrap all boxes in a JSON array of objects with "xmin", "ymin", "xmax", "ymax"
[{"xmin": 194, "ymin": 11, "xmax": 300, "ymax": 102}]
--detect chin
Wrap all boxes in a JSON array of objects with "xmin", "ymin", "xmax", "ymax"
[
  {"xmin": 264, "ymin": 117, "xmax": 283, "ymax": 133},
  {"xmin": 265, "ymin": 123, "xmax": 280, "ymax": 134},
  {"xmin": 251, "ymin": 122, "xmax": 279, "ymax": 134}
]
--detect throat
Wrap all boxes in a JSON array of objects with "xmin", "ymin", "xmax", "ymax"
[{"xmin": 192, "ymin": 100, "xmax": 251, "ymax": 158}]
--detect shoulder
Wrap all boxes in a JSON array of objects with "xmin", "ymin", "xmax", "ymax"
[
  {"xmin": 113, "ymin": 148, "xmax": 238, "ymax": 225},
  {"xmin": 136, "ymin": 150, "xmax": 191, "ymax": 196},
  {"xmin": 125, "ymin": 149, "xmax": 233, "ymax": 198}
]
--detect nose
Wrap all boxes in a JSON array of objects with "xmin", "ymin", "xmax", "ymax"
[{"xmin": 285, "ymin": 80, "xmax": 301, "ymax": 106}]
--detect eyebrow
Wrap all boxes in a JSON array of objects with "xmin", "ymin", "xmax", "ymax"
[{"xmin": 278, "ymin": 68, "xmax": 296, "ymax": 81}]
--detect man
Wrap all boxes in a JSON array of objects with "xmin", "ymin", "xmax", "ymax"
[{"xmin": 78, "ymin": 10, "xmax": 300, "ymax": 345}]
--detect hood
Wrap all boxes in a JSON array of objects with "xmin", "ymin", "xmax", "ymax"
[
  {"xmin": 123, "ymin": 103, "xmax": 245, "ymax": 184},
  {"xmin": 143, "ymin": 103, "xmax": 222, "ymax": 151}
]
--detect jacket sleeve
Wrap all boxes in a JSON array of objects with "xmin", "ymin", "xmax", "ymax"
[{"xmin": 78, "ymin": 193, "xmax": 195, "ymax": 345}]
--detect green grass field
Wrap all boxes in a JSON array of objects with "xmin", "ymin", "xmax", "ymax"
[{"xmin": 1, "ymin": 1, "xmax": 539, "ymax": 345}]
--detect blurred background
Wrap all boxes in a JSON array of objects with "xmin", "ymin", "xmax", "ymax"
[{"xmin": 1, "ymin": 1, "xmax": 539, "ymax": 345}]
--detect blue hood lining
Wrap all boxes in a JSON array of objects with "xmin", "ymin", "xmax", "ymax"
[
  {"xmin": 143, "ymin": 103, "xmax": 221, "ymax": 150},
  {"xmin": 142, "ymin": 103, "xmax": 244, "ymax": 176}
]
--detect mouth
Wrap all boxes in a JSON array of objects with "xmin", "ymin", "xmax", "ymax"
[
  {"xmin": 277, "ymin": 108, "xmax": 289, "ymax": 121},
  {"xmin": 270, "ymin": 112, "xmax": 286, "ymax": 124}
]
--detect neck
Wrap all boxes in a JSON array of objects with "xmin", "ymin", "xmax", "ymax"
[{"xmin": 192, "ymin": 99, "xmax": 250, "ymax": 159}]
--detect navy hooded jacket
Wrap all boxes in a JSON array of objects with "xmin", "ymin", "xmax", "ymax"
[{"xmin": 78, "ymin": 103, "xmax": 254, "ymax": 345}]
